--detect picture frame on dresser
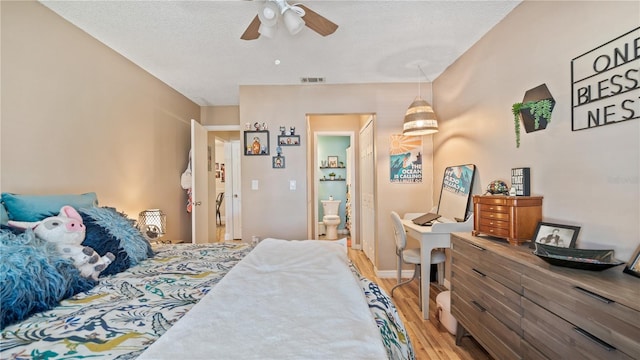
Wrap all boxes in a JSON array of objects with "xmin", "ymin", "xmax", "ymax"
[
  {"xmin": 623, "ymin": 243, "xmax": 640, "ymax": 278},
  {"xmin": 530, "ymin": 222, "xmax": 580, "ymax": 248}
]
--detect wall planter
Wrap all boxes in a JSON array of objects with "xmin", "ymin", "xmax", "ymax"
[{"xmin": 512, "ymin": 83, "xmax": 555, "ymax": 147}]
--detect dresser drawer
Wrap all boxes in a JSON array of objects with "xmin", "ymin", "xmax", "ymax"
[
  {"xmin": 452, "ymin": 236, "xmax": 524, "ymax": 293},
  {"xmin": 520, "ymin": 339, "xmax": 548, "ymax": 360},
  {"xmin": 479, "ymin": 210, "xmax": 510, "ymax": 221},
  {"xmin": 452, "ymin": 291, "xmax": 522, "ymax": 360},
  {"xmin": 479, "ymin": 217, "xmax": 510, "ymax": 230},
  {"xmin": 522, "ymin": 273, "xmax": 640, "ymax": 359},
  {"xmin": 477, "ymin": 225, "xmax": 510, "ymax": 238},
  {"xmin": 522, "ymin": 298, "xmax": 634, "ymax": 360},
  {"xmin": 478, "ymin": 203, "xmax": 510, "ymax": 214},
  {"xmin": 475, "ymin": 197, "xmax": 508, "ymax": 206},
  {"xmin": 452, "ymin": 256, "xmax": 522, "ymax": 333}
]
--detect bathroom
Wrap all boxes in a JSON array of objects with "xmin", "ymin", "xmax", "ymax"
[{"xmin": 317, "ymin": 134, "xmax": 351, "ymax": 240}]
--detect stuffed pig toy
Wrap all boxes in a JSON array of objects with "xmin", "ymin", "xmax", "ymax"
[{"xmin": 8, "ymin": 206, "xmax": 115, "ymax": 280}]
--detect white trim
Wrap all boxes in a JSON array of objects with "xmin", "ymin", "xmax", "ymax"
[
  {"xmin": 375, "ymin": 269, "xmax": 415, "ymax": 279},
  {"xmin": 204, "ymin": 125, "xmax": 241, "ymax": 131},
  {"xmin": 443, "ymin": 278, "xmax": 451, "ymax": 290}
]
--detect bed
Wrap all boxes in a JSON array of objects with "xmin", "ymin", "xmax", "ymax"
[{"xmin": 1, "ymin": 196, "xmax": 414, "ymax": 360}]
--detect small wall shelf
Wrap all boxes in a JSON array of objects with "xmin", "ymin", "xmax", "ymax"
[
  {"xmin": 320, "ymin": 178, "xmax": 346, "ymax": 181},
  {"xmin": 320, "ymin": 166, "xmax": 346, "ymax": 169}
]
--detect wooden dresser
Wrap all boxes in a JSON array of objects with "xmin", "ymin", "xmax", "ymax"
[
  {"xmin": 472, "ymin": 195, "xmax": 542, "ymax": 245},
  {"xmin": 451, "ymin": 232, "xmax": 640, "ymax": 360}
]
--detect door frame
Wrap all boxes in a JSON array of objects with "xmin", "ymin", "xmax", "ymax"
[
  {"xmin": 205, "ymin": 125, "xmax": 241, "ymax": 240},
  {"xmin": 312, "ymin": 131, "xmax": 356, "ymax": 240}
]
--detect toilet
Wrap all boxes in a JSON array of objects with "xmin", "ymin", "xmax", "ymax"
[{"xmin": 321, "ymin": 199, "xmax": 341, "ymax": 240}]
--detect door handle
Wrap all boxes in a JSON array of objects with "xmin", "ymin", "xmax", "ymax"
[
  {"xmin": 234, "ymin": 194, "xmax": 238, "ymax": 198},
  {"xmin": 194, "ymin": 201, "xmax": 202, "ymax": 206}
]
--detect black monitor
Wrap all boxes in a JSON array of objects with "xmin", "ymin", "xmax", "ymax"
[{"xmin": 437, "ymin": 164, "xmax": 476, "ymax": 222}]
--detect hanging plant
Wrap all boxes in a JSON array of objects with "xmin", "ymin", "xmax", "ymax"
[{"xmin": 512, "ymin": 99, "xmax": 554, "ymax": 148}]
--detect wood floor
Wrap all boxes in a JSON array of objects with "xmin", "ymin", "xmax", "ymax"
[{"xmin": 347, "ymin": 247, "xmax": 492, "ymax": 360}]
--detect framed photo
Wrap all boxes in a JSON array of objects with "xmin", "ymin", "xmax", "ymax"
[
  {"xmin": 272, "ymin": 155, "xmax": 285, "ymax": 169},
  {"xmin": 623, "ymin": 244, "xmax": 640, "ymax": 278},
  {"xmin": 327, "ymin": 156, "xmax": 338, "ymax": 168},
  {"xmin": 244, "ymin": 130, "xmax": 269, "ymax": 156},
  {"xmin": 530, "ymin": 222, "xmax": 580, "ymax": 248},
  {"xmin": 278, "ymin": 135, "xmax": 300, "ymax": 146}
]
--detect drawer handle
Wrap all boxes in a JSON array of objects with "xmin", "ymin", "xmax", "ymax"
[
  {"xmin": 471, "ymin": 300, "xmax": 486, "ymax": 312},
  {"xmin": 472, "ymin": 268, "xmax": 486, "ymax": 277},
  {"xmin": 573, "ymin": 327, "xmax": 617, "ymax": 352},
  {"xmin": 574, "ymin": 286, "xmax": 615, "ymax": 304},
  {"xmin": 469, "ymin": 243, "xmax": 486, "ymax": 251}
]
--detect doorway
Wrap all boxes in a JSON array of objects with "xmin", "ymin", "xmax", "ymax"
[
  {"xmin": 205, "ymin": 126, "xmax": 242, "ymax": 241},
  {"xmin": 307, "ymin": 114, "xmax": 375, "ymax": 250}
]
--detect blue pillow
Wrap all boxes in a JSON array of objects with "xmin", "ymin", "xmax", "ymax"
[
  {"xmin": 0, "ymin": 229, "xmax": 96, "ymax": 329},
  {"xmin": 80, "ymin": 212, "xmax": 131, "ymax": 276},
  {"xmin": 0, "ymin": 205, "xmax": 8, "ymax": 225},
  {"xmin": 81, "ymin": 207, "xmax": 154, "ymax": 267},
  {"xmin": 1, "ymin": 192, "xmax": 98, "ymax": 222}
]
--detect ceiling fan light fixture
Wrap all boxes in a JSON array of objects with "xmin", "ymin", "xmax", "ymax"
[
  {"xmin": 258, "ymin": 22, "xmax": 277, "ymax": 38},
  {"xmin": 258, "ymin": 1, "xmax": 280, "ymax": 27},
  {"xmin": 283, "ymin": 8, "xmax": 305, "ymax": 35},
  {"xmin": 402, "ymin": 97, "xmax": 439, "ymax": 135}
]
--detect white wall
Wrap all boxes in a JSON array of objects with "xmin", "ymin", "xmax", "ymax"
[{"xmin": 434, "ymin": 0, "xmax": 640, "ymax": 261}]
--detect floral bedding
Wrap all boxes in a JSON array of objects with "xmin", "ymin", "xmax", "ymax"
[
  {"xmin": 1, "ymin": 243, "xmax": 414, "ymax": 360},
  {"xmin": 1, "ymin": 243, "xmax": 251, "ymax": 360}
]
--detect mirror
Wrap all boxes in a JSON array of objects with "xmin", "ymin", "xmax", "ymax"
[{"xmin": 437, "ymin": 164, "xmax": 476, "ymax": 222}]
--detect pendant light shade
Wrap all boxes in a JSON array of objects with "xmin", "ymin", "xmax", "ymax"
[{"xmin": 403, "ymin": 97, "xmax": 438, "ymax": 135}]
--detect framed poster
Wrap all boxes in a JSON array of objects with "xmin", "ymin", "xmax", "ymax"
[
  {"xmin": 244, "ymin": 130, "xmax": 269, "ymax": 156},
  {"xmin": 389, "ymin": 134, "xmax": 422, "ymax": 183}
]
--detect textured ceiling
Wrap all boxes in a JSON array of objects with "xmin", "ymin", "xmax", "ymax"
[{"xmin": 40, "ymin": 0, "xmax": 521, "ymax": 106}]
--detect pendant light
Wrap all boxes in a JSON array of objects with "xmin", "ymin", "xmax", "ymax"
[{"xmin": 403, "ymin": 66, "xmax": 438, "ymax": 136}]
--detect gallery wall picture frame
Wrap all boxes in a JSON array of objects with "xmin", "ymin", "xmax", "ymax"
[
  {"xmin": 327, "ymin": 156, "xmax": 339, "ymax": 168},
  {"xmin": 244, "ymin": 130, "xmax": 270, "ymax": 156},
  {"xmin": 272, "ymin": 155, "xmax": 285, "ymax": 169},
  {"xmin": 623, "ymin": 243, "xmax": 640, "ymax": 278},
  {"xmin": 530, "ymin": 222, "xmax": 580, "ymax": 249},
  {"xmin": 278, "ymin": 135, "xmax": 300, "ymax": 146}
]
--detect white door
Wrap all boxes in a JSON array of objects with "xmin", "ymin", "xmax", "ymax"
[
  {"xmin": 191, "ymin": 119, "xmax": 209, "ymax": 244},
  {"xmin": 224, "ymin": 140, "xmax": 242, "ymax": 240},
  {"xmin": 359, "ymin": 117, "xmax": 375, "ymax": 261}
]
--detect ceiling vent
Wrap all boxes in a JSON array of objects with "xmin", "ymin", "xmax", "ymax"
[{"xmin": 300, "ymin": 77, "xmax": 326, "ymax": 84}]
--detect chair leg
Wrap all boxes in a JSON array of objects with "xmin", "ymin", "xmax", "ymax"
[{"xmin": 391, "ymin": 263, "xmax": 420, "ymax": 297}]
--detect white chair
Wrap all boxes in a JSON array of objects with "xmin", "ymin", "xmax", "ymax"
[{"xmin": 390, "ymin": 211, "xmax": 446, "ymax": 301}]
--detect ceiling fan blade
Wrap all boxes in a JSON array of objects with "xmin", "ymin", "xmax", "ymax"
[
  {"xmin": 241, "ymin": 15, "xmax": 261, "ymax": 40},
  {"xmin": 297, "ymin": 4, "xmax": 338, "ymax": 37}
]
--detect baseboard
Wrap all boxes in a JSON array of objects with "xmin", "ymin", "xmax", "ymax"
[{"xmin": 375, "ymin": 269, "xmax": 414, "ymax": 279}]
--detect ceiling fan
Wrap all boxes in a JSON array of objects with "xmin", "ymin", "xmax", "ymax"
[{"xmin": 241, "ymin": 0, "xmax": 338, "ymax": 40}]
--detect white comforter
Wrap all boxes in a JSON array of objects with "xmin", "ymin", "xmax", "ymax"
[{"xmin": 138, "ymin": 238, "xmax": 388, "ymax": 360}]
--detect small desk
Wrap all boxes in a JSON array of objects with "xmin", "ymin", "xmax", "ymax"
[{"xmin": 401, "ymin": 216, "xmax": 474, "ymax": 319}]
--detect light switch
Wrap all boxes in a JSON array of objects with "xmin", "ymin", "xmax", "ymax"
[
  {"xmin": 252, "ymin": 180, "xmax": 259, "ymax": 190},
  {"xmin": 289, "ymin": 180, "xmax": 296, "ymax": 190}
]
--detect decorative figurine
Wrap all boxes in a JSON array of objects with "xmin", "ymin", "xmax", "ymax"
[
  {"xmin": 280, "ymin": 126, "xmax": 286, "ymax": 135},
  {"xmin": 276, "ymin": 146, "xmax": 282, "ymax": 156},
  {"xmin": 252, "ymin": 137, "xmax": 261, "ymax": 154},
  {"xmin": 290, "ymin": 126, "xmax": 296, "ymax": 135}
]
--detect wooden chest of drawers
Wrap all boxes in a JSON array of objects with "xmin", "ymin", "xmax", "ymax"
[
  {"xmin": 451, "ymin": 232, "xmax": 640, "ymax": 360},
  {"xmin": 472, "ymin": 195, "xmax": 542, "ymax": 245}
]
